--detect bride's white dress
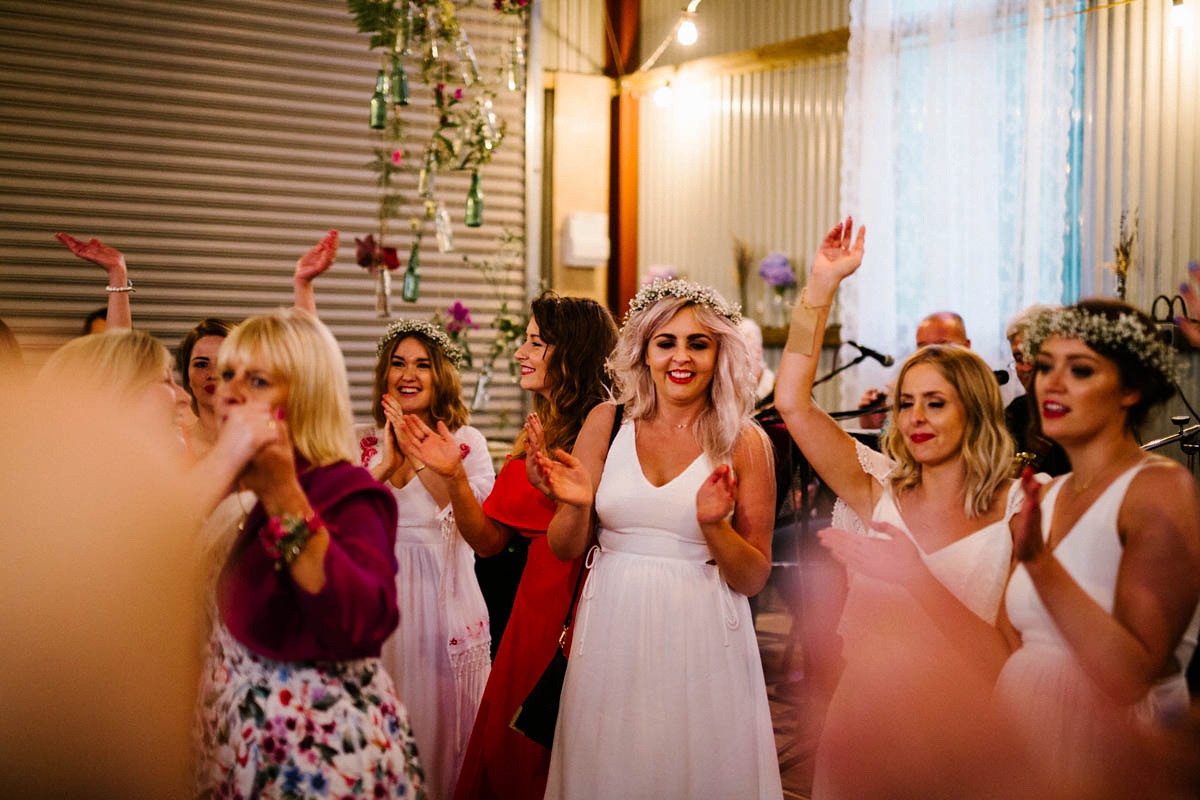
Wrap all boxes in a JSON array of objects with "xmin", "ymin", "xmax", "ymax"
[{"xmin": 544, "ymin": 420, "xmax": 782, "ymax": 799}]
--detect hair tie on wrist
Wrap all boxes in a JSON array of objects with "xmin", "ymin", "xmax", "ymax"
[{"xmin": 105, "ymin": 279, "xmax": 134, "ymax": 293}]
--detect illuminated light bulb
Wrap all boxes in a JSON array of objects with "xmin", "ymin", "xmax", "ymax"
[
  {"xmin": 653, "ymin": 83, "xmax": 674, "ymax": 107},
  {"xmin": 1171, "ymin": 0, "xmax": 1187, "ymax": 29},
  {"xmin": 677, "ymin": 14, "xmax": 699, "ymax": 46}
]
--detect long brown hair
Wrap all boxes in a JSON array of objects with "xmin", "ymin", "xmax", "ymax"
[{"xmin": 513, "ymin": 292, "xmax": 617, "ymax": 456}]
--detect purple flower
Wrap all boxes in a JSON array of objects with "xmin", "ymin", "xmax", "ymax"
[
  {"xmin": 454, "ymin": 88, "xmax": 464, "ymax": 101},
  {"xmin": 446, "ymin": 301, "xmax": 477, "ymax": 333},
  {"xmin": 758, "ymin": 252, "xmax": 795, "ymax": 289}
]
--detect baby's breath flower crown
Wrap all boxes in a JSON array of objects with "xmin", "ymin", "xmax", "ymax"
[
  {"xmin": 624, "ymin": 279, "xmax": 742, "ymax": 326},
  {"xmin": 376, "ymin": 319, "xmax": 466, "ymax": 369},
  {"xmin": 1020, "ymin": 306, "xmax": 1176, "ymax": 383}
]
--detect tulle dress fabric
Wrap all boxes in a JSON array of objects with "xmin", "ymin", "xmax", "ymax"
[
  {"xmin": 453, "ymin": 457, "xmax": 583, "ymax": 800},
  {"xmin": 994, "ymin": 462, "xmax": 1199, "ymax": 792},
  {"xmin": 812, "ymin": 441, "xmax": 1018, "ymax": 800},
  {"xmin": 359, "ymin": 425, "xmax": 496, "ymax": 800},
  {"xmin": 544, "ymin": 420, "xmax": 783, "ymax": 800}
]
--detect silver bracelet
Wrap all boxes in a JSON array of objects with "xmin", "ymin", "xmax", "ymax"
[{"xmin": 105, "ymin": 279, "xmax": 134, "ymax": 293}]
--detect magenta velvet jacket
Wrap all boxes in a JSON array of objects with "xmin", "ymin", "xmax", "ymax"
[{"xmin": 217, "ymin": 459, "xmax": 400, "ymax": 662}]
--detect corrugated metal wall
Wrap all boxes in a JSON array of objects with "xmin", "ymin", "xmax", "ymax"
[
  {"xmin": 1081, "ymin": 0, "xmax": 1200, "ymax": 307},
  {"xmin": 0, "ymin": 0, "xmax": 529, "ymax": 442},
  {"xmin": 637, "ymin": 58, "xmax": 846, "ymax": 314},
  {"xmin": 640, "ymin": 0, "xmax": 849, "ymax": 67},
  {"xmin": 542, "ymin": 0, "xmax": 608, "ymax": 73}
]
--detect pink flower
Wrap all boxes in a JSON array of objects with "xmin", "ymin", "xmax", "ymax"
[
  {"xmin": 391, "ymin": 149, "xmax": 402, "ymax": 165},
  {"xmin": 454, "ymin": 88, "xmax": 464, "ymax": 100},
  {"xmin": 459, "ymin": 442, "xmax": 471, "ymax": 460}
]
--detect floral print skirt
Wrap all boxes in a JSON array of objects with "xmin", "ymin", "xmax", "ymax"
[{"xmin": 195, "ymin": 623, "xmax": 425, "ymax": 799}]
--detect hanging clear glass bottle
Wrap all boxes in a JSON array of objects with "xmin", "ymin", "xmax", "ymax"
[
  {"xmin": 479, "ymin": 97, "xmax": 498, "ymax": 149},
  {"xmin": 398, "ymin": 1, "xmax": 414, "ymax": 56},
  {"xmin": 456, "ymin": 30, "xmax": 481, "ymax": 86},
  {"xmin": 390, "ymin": 55, "xmax": 409, "ymax": 106},
  {"xmin": 425, "ymin": 5, "xmax": 440, "ymax": 59},
  {"xmin": 471, "ymin": 360, "xmax": 492, "ymax": 410},
  {"xmin": 402, "ymin": 242, "xmax": 420, "ymax": 302},
  {"xmin": 464, "ymin": 171, "xmax": 483, "ymax": 228},
  {"xmin": 417, "ymin": 148, "xmax": 435, "ymax": 197},
  {"xmin": 369, "ymin": 69, "xmax": 389, "ymax": 129},
  {"xmin": 375, "ymin": 266, "xmax": 392, "ymax": 317},
  {"xmin": 507, "ymin": 30, "xmax": 526, "ymax": 91},
  {"xmin": 433, "ymin": 201, "xmax": 454, "ymax": 252}
]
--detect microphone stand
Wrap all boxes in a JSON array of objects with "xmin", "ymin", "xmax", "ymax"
[{"xmin": 812, "ymin": 351, "xmax": 869, "ymax": 388}]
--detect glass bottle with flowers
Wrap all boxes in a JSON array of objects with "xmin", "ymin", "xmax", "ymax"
[{"xmin": 758, "ymin": 252, "xmax": 797, "ymax": 329}]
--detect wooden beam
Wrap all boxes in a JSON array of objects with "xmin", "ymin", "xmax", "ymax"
[{"xmin": 621, "ymin": 28, "xmax": 849, "ymax": 94}]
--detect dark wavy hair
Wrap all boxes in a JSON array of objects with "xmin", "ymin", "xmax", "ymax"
[
  {"xmin": 175, "ymin": 318, "xmax": 234, "ymax": 413},
  {"xmin": 515, "ymin": 292, "xmax": 618, "ymax": 456},
  {"xmin": 1066, "ymin": 298, "xmax": 1174, "ymax": 431},
  {"xmin": 372, "ymin": 332, "xmax": 469, "ymax": 431}
]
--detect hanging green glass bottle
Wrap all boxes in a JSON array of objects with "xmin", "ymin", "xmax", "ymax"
[
  {"xmin": 464, "ymin": 171, "xmax": 483, "ymax": 228},
  {"xmin": 401, "ymin": 242, "xmax": 420, "ymax": 302},
  {"xmin": 369, "ymin": 69, "xmax": 389, "ymax": 129},
  {"xmin": 390, "ymin": 56, "xmax": 409, "ymax": 106}
]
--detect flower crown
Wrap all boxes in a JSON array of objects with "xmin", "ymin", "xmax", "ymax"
[
  {"xmin": 1020, "ymin": 306, "xmax": 1176, "ymax": 383},
  {"xmin": 376, "ymin": 319, "xmax": 466, "ymax": 369},
  {"xmin": 624, "ymin": 279, "xmax": 742, "ymax": 326}
]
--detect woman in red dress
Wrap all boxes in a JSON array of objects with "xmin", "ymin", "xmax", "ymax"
[{"xmin": 399, "ymin": 292, "xmax": 617, "ymax": 800}]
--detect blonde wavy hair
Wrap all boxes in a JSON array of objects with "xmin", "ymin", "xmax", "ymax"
[
  {"xmin": 608, "ymin": 295, "xmax": 759, "ymax": 465},
  {"xmin": 39, "ymin": 329, "xmax": 170, "ymax": 397},
  {"xmin": 880, "ymin": 345, "xmax": 1013, "ymax": 518},
  {"xmin": 219, "ymin": 309, "xmax": 355, "ymax": 467}
]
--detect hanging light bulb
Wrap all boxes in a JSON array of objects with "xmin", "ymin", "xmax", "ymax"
[
  {"xmin": 653, "ymin": 82, "xmax": 674, "ymax": 108},
  {"xmin": 677, "ymin": 12, "xmax": 698, "ymax": 46},
  {"xmin": 1171, "ymin": 0, "xmax": 1188, "ymax": 29}
]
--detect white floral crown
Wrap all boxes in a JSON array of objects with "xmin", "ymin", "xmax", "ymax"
[
  {"xmin": 624, "ymin": 279, "xmax": 742, "ymax": 326},
  {"xmin": 1020, "ymin": 306, "xmax": 1176, "ymax": 383},
  {"xmin": 376, "ymin": 319, "xmax": 466, "ymax": 369}
]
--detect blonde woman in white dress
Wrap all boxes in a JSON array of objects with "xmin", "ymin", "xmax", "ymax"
[
  {"xmin": 357, "ymin": 319, "xmax": 495, "ymax": 800},
  {"xmin": 534, "ymin": 280, "xmax": 782, "ymax": 799},
  {"xmin": 774, "ymin": 219, "xmax": 1023, "ymax": 798}
]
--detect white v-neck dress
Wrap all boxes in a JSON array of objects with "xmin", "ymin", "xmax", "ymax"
[
  {"xmin": 544, "ymin": 420, "xmax": 783, "ymax": 799},
  {"xmin": 813, "ymin": 442, "xmax": 1018, "ymax": 799}
]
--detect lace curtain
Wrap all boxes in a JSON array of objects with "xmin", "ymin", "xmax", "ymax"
[{"xmin": 837, "ymin": 0, "xmax": 1079, "ymax": 408}]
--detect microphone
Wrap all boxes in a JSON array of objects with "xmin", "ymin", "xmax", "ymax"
[{"xmin": 846, "ymin": 340, "xmax": 895, "ymax": 367}]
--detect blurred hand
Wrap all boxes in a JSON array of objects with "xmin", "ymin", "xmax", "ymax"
[
  {"xmin": 532, "ymin": 447, "xmax": 592, "ymax": 507},
  {"xmin": 294, "ymin": 229, "xmax": 338, "ymax": 285},
  {"xmin": 395, "ymin": 414, "xmax": 461, "ymax": 477},
  {"xmin": 819, "ymin": 521, "xmax": 926, "ymax": 587},
  {"xmin": 55, "ymin": 233, "xmax": 127, "ymax": 281},
  {"xmin": 523, "ymin": 413, "xmax": 552, "ymax": 495},
  {"xmin": 697, "ymin": 464, "xmax": 737, "ymax": 527}
]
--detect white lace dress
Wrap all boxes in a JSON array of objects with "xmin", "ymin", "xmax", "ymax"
[
  {"xmin": 544, "ymin": 420, "xmax": 783, "ymax": 800},
  {"xmin": 357, "ymin": 424, "xmax": 495, "ymax": 800},
  {"xmin": 812, "ymin": 441, "xmax": 1018, "ymax": 800}
]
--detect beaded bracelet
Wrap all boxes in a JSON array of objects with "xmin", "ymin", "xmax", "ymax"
[
  {"xmin": 105, "ymin": 279, "xmax": 135, "ymax": 293},
  {"xmin": 261, "ymin": 511, "xmax": 323, "ymax": 569}
]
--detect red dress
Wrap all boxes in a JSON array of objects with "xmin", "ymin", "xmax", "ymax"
[{"xmin": 453, "ymin": 457, "xmax": 584, "ymax": 800}]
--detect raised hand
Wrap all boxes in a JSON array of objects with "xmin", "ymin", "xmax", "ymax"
[
  {"xmin": 819, "ymin": 521, "xmax": 926, "ymax": 587},
  {"xmin": 1011, "ymin": 466, "xmax": 1045, "ymax": 563},
  {"xmin": 295, "ymin": 229, "xmax": 339, "ymax": 284},
  {"xmin": 810, "ymin": 216, "xmax": 866, "ymax": 283},
  {"xmin": 523, "ymin": 413, "xmax": 552, "ymax": 495},
  {"xmin": 234, "ymin": 407, "xmax": 300, "ymax": 501},
  {"xmin": 209, "ymin": 403, "xmax": 280, "ymax": 474},
  {"xmin": 1177, "ymin": 261, "xmax": 1200, "ymax": 348},
  {"xmin": 395, "ymin": 414, "xmax": 462, "ymax": 477},
  {"xmin": 55, "ymin": 232, "xmax": 128, "ymax": 280},
  {"xmin": 533, "ymin": 447, "xmax": 593, "ymax": 507},
  {"xmin": 696, "ymin": 464, "xmax": 737, "ymax": 527}
]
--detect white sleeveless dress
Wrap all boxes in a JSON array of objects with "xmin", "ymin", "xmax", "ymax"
[
  {"xmin": 813, "ymin": 441, "xmax": 1018, "ymax": 799},
  {"xmin": 357, "ymin": 424, "xmax": 495, "ymax": 800},
  {"xmin": 544, "ymin": 420, "xmax": 783, "ymax": 799},
  {"xmin": 994, "ymin": 461, "xmax": 1200, "ymax": 790}
]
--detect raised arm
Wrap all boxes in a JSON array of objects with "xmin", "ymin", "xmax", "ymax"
[
  {"xmin": 540, "ymin": 403, "xmax": 617, "ymax": 561},
  {"xmin": 55, "ymin": 233, "xmax": 132, "ymax": 329},
  {"xmin": 292, "ymin": 230, "xmax": 338, "ymax": 314},
  {"xmin": 696, "ymin": 424, "xmax": 776, "ymax": 596},
  {"xmin": 773, "ymin": 217, "xmax": 877, "ymax": 523},
  {"xmin": 1018, "ymin": 462, "xmax": 1200, "ymax": 704}
]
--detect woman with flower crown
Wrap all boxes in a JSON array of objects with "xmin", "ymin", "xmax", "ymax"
[
  {"xmin": 355, "ymin": 319, "xmax": 496, "ymax": 800},
  {"xmin": 398, "ymin": 291, "xmax": 618, "ymax": 800},
  {"xmin": 982, "ymin": 299, "xmax": 1200, "ymax": 795},
  {"xmin": 532, "ymin": 280, "xmax": 782, "ymax": 799}
]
